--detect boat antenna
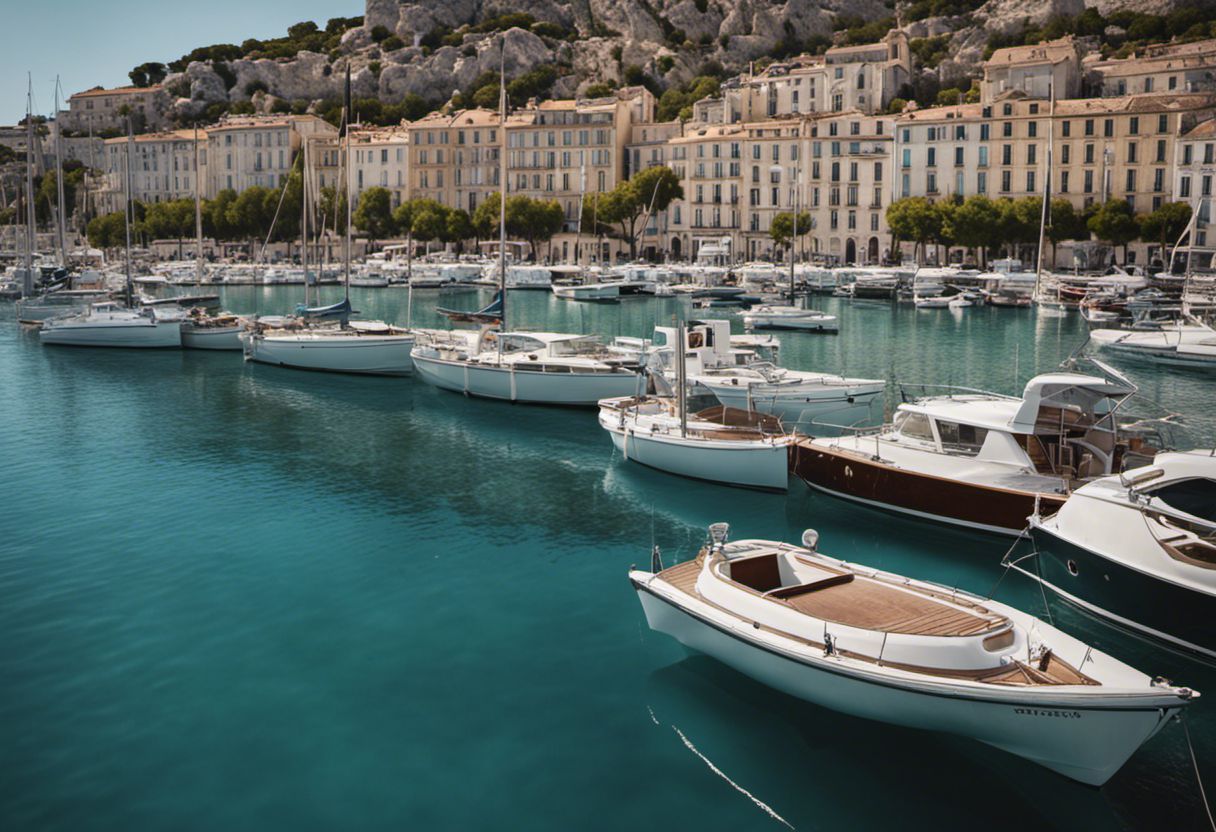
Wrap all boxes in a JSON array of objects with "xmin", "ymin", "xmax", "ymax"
[
  {"xmin": 194, "ymin": 123, "xmax": 204, "ymax": 286},
  {"xmin": 123, "ymin": 115, "xmax": 135, "ymax": 308},
  {"xmin": 498, "ymin": 38, "xmax": 508, "ymax": 345},
  {"xmin": 676, "ymin": 320, "xmax": 687, "ymax": 437},
  {"xmin": 343, "ymin": 64, "xmax": 352, "ymax": 304},
  {"xmin": 1034, "ymin": 83, "xmax": 1053, "ymax": 302}
]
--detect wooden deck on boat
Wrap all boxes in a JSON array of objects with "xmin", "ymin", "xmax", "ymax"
[{"xmin": 652, "ymin": 555, "xmax": 1096, "ymax": 686}]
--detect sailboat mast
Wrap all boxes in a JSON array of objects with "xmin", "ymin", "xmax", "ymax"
[
  {"xmin": 1034, "ymin": 86, "xmax": 1054, "ymax": 300},
  {"xmin": 53, "ymin": 78, "xmax": 67, "ymax": 266},
  {"xmin": 343, "ymin": 66, "xmax": 352, "ymax": 302},
  {"xmin": 123, "ymin": 117, "xmax": 135, "ymax": 307},
  {"xmin": 23, "ymin": 76, "xmax": 36, "ymax": 297},
  {"xmin": 498, "ymin": 42, "xmax": 508, "ymax": 332},
  {"xmin": 301, "ymin": 138, "xmax": 310, "ymax": 307},
  {"xmin": 194, "ymin": 125, "xmax": 204, "ymax": 285},
  {"xmin": 676, "ymin": 322, "xmax": 687, "ymax": 437}
]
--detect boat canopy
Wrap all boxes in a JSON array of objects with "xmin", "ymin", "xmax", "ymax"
[
  {"xmin": 296, "ymin": 297, "xmax": 353, "ymax": 321},
  {"xmin": 436, "ymin": 290, "xmax": 503, "ymax": 324},
  {"xmin": 1010, "ymin": 371, "xmax": 1137, "ymax": 433}
]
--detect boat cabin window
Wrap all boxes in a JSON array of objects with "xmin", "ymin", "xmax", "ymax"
[
  {"xmin": 935, "ymin": 420, "xmax": 989, "ymax": 456},
  {"xmin": 549, "ymin": 337, "xmax": 604, "ymax": 357},
  {"xmin": 498, "ymin": 334, "xmax": 547, "ymax": 353},
  {"xmin": 894, "ymin": 411, "xmax": 935, "ymax": 442},
  {"xmin": 1147, "ymin": 478, "xmax": 1216, "ymax": 524}
]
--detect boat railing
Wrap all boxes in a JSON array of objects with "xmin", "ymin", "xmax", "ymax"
[{"xmin": 896, "ymin": 382, "xmax": 1016, "ymax": 404}]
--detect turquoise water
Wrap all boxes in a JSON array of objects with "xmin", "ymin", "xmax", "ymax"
[{"xmin": 2, "ymin": 289, "xmax": 1214, "ymax": 831}]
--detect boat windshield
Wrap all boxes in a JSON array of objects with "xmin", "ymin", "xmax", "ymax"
[
  {"xmin": 549, "ymin": 337, "xmax": 605, "ymax": 357},
  {"xmin": 894, "ymin": 410, "xmax": 935, "ymax": 442},
  {"xmin": 1147, "ymin": 478, "xmax": 1216, "ymax": 525}
]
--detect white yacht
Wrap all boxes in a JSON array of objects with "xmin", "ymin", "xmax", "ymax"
[
  {"xmin": 551, "ymin": 280, "xmax": 621, "ymax": 301},
  {"xmin": 742, "ymin": 305, "xmax": 838, "ymax": 332},
  {"xmin": 180, "ymin": 310, "xmax": 248, "ymax": 350},
  {"xmin": 39, "ymin": 302, "xmax": 182, "ymax": 348},
  {"xmin": 792, "ymin": 363, "xmax": 1164, "ymax": 535},
  {"xmin": 16, "ymin": 289, "xmax": 111, "ymax": 323},
  {"xmin": 411, "ymin": 330, "xmax": 643, "ymax": 405},
  {"xmin": 1025, "ymin": 450, "xmax": 1216, "ymax": 657},
  {"xmin": 632, "ymin": 524, "xmax": 1197, "ymax": 786},
  {"xmin": 243, "ymin": 311, "xmax": 415, "ymax": 376},
  {"xmin": 1088, "ymin": 320, "xmax": 1216, "ymax": 369},
  {"xmin": 656, "ymin": 320, "xmax": 883, "ymax": 431}
]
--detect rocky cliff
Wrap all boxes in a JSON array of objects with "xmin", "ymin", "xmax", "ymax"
[{"xmin": 162, "ymin": 0, "xmax": 1205, "ymax": 122}]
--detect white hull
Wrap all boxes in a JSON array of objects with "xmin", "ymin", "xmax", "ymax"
[
  {"xmin": 245, "ymin": 333, "xmax": 415, "ymax": 375},
  {"xmin": 181, "ymin": 324, "xmax": 245, "ymax": 350},
  {"xmin": 743, "ymin": 314, "xmax": 838, "ymax": 332},
  {"xmin": 634, "ymin": 579, "xmax": 1181, "ymax": 785},
  {"xmin": 702, "ymin": 381, "xmax": 884, "ymax": 430},
  {"xmin": 603, "ymin": 421, "xmax": 789, "ymax": 490},
  {"xmin": 412, "ymin": 351, "xmax": 641, "ymax": 405},
  {"xmin": 39, "ymin": 319, "xmax": 182, "ymax": 348},
  {"xmin": 552, "ymin": 283, "xmax": 620, "ymax": 301}
]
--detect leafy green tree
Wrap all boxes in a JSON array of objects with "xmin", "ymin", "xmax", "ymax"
[
  {"xmin": 769, "ymin": 211, "xmax": 811, "ymax": 261},
  {"xmin": 445, "ymin": 208, "xmax": 473, "ymax": 253},
  {"xmin": 582, "ymin": 166, "xmax": 683, "ymax": 260},
  {"xmin": 1046, "ymin": 198, "xmax": 1087, "ymax": 265},
  {"xmin": 227, "ymin": 185, "xmax": 274, "ymax": 251},
  {"xmin": 410, "ymin": 199, "xmax": 450, "ymax": 251},
  {"xmin": 317, "ymin": 186, "xmax": 348, "ymax": 235},
  {"xmin": 1138, "ymin": 201, "xmax": 1192, "ymax": 263},
  {"xmin": 129, "ymin": 62, "xmax": 168, "ymax": 88},
  {"xmin": 86, "ymin": 211, "xmax": 128, "ymax": 249},
  {"xmin": 999, "ymin": 196, "xmax": 1042, "ymax": 259},
  {"xmin": 1087, "ymin": 199, "xmax": 1140, "ymax": 262},
  {"xmin": 506, "ymin": 195, "xmax": 564, "ymax": 261},
  {"xmin": 206, "ymin": 189, "xmax": 240, "ymax": 241},
  {"xmin": 471, "ymin": 192, "xmax": 501, "ymax": 241},
  {"xmin": 352, "ymin": 186, "xmax": 395, "ymax": 247},
  {"xmin": 885, "ymin": 197, "xmax": 940, "ymax": 263},
  {"xmin": 141, "ymin": 199, "xmax": 196, "ymax": 257},
  {"xmin": 946, "ymin": 195, "xmax": 1003, "ymax": 266}
]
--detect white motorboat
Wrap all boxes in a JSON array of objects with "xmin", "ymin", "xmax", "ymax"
[
  {"xmin": 599, "ymin": 398, "xmax": 793, "ymax": 490},
  {"xmin": 742, "ymin": 305, "xmax": 838, "ymax": 333},
  {"xmin": 1025, "ymin": 450, "xmax": 1216, "ymax": 658},
  {"xmin": 39, "ymin": 302, "xmax": 182, "ymax": 348},
  {"xmin": 552, "ymin": 281, "xmax": 620, "ymax": 301},
  {"xmin": 632, "ymin": 523, "xmax": 1197, "ymax": 786},
  {"xmin": 914, "ymin": 295, "xmax": 952, "ymax": 309},
  {"xmin": 792, "ymin": 362, "xmax": 1165, "ymax": 535},
  {"xmin": 1089, "ymin": 321, "xmax": 1216, "ymax": 370},
  {"xmin": 243, "ymin": 318, "xmax": 415, "ymax": 375},
  {"xmin": 411, "ymin": 330, "xmax": 642, "ymax": 405},
  {"xmin": 657, "ymin": 320, "xmax": 883, "ymax": 431},
  {"xmin": 948, "ymin": 295, "xmax": 974, "ymax": 309}
]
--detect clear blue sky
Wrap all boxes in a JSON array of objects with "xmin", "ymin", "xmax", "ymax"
[{"xmin": 2, "ymin": 0, "xmax": 364, "ymax": 123}]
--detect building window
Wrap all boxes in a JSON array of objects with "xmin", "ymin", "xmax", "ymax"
[
  {"xmin": 1159, "ymin": 115, "xmax": 1169, "ymax": 133},
  {"xmin": 1060, "ymin": 170, "xmax": 1069, "ymax": 193},
  {"xmin": 1127, "ymin": 142, "xmax": 1137, "ymax": 164},
  {"xmin": 1027, "ymin": 170, "xmax": 1035, "ymax": 193},
  {"xmin": 902, "ymin": 148, "xmax": 911, "ymax": 168},
  {"xmin": 1184, "ymin": 144, "xmax": 1193, "ymax": 165},
  {"xmin": 1028, "ymin": 121, "xmax": 1037, "ymax": 138},
  {"xmin": 1182, "ymin": 176, "xmax": 1192, "ymax": 198},
  {"xmin": 1000, "ymin": 170, "xmax": 1011, "ymax": 192},
  {"xmin": 980, "ymin": 123, "xmax": 990, "ymax": 141},
  {"xmin": 1027, "ymin": 144, "xmax": 1036, "ymax": 165},
  {"xmin": 1062, "ymin": 121, "xmax": 1071, "ymax": 137},
  {"xmin": 1084, "ymin": 144, "xmax": 1094, "ymax": 164},
  {"xmin": 1169, "ymin": 76, "xmax": 1178, "ymax": 90},
  {"xmin": 1125, "ymin": 170, "xmax": 1136, "ymax": 192},
  {"xmin": 1084, "ymin": 170, "xmax": 1093, "ymax": 193},
  {"xmin": 977, "ymin": 171, "xmax": 986, "ymax": 194},
  {"xmin": 1084, "ymin": 119, "xmax": 1094, "ymax": 136},
  {"xmin": 1001, "ymin": 145, "xmax": 1011, "ymax": 165},
  {"xmin": 1156, "ymin": 140, "xmax": 1166, "ymax": 163},
  {"xmin": 1103, "ymin": 119, "xmax": 1114, "ymax": 138},
  {"xmin": 1154, "ymin": 168, "xmax": 1165, "ymax": 192},
  {"xmin": 927, "ymin": 148, "xmax": 936, "ymax": 167},
  {"xmin": 954, "ymin": 147, "xmax": 964, "ymax": 166},
  {"xmin": 978, "ymin": 146, "xmax": 988, "ymax": 166},
  {"xmin": 1061, "ymin": 144, "xmax": 1070, "ymax": 164},
  {"xmin": 1002, "ymin": 122, "xmax": 1012, "ymax": 138}
]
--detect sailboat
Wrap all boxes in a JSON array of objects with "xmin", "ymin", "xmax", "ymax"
[
  {"xmin": 598, "ymin": 323, "xmax": 795, "ymax": 490},
  {"xmin": 411, "ymin": 41, "xmax": 644, "ymax": 403},
  {"xmin": 40, "ymin": 116, "xmax": 182, "ymax": 348},
  {"xmin": 181, "ymin": 126, "xmax": 246, "ymax": 349},
  {"xmin": 243, "ymin": 68, "xmax": 415, "ymax": 375}
]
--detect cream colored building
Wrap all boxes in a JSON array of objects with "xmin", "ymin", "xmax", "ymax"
[
  {"xmin": 720, "ymin": 32, "xmax": 911, "ymax": 123},
  {"xmin": 1088, "ymin": 39, "xmax": 1216, "ymax": 98},
  {"xmin": 59, "ymin": 85, "xmax": 170, "ymax": 135},
  {"xmin": 206, "ymin": 114, "xmax": 336, "ymax": 195},
  {"xmin": 405, "ymin": 108, "xmax": 502, "ymax": 213},
  {"xmin": 1172, "ymin": 118, "xmax": 1216, "ymax": 267},
  {"xmin": 98, "ymin": 129, "xmax": 206, "ymax": 213},
  {"xmin": 350, "ymin": 126, "xmax": 409, "ymax": 208},
  {"xmin": 981, "ymin": 37, "xmax": 1086, "ymax": 102}
]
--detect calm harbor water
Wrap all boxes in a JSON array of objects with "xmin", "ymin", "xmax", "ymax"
[{"xmin": 1, "ymin": 287, "xmax": 1214, "ymax": 831}]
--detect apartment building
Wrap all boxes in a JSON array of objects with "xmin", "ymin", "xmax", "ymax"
[
  {"xmin": 981, "ymin": 37, "xmax": 1086, "ymax": 102},
  {"xmin": 405, "ymin": 108, "xmax": 501, "ymax": 213},
  {"xmin": 350, "ymin": 126, "xmax": 409, "ymax": 207},
  {"xmin": 667, "ymin": 122, "xmax": 748, "ymax": 262},
  {"xmin": 896, "ymin": 103, "xmax": 990, "ymax": 202},
  {"xmin": 628, "ymin": 120, "xmax": 683, "ymax": 260},
  {"xmin": 718, "ymin": 31, "xmax": 912, "ymax": 122},
  {"xmin": 1088, "ymin": 38, "xmax": 1216, "ymax": 98},
  {"xmin": 98, "ymin": 129, "xmax": 206, "ymax": 213},
  {"xmin": 1172, "ymin": 118, "xmax": 1216, "ymax": 267},
  {"xmin": 59, "ymin": 85, "xmax": 170, "ymax": 135},
  {"xmin": 206, "ymin": 114, "xmax": 336, "ymax": 195}
]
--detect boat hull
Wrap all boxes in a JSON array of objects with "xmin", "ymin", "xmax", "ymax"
[
  {"xmin": 245, "ymin": 334, "xmax": 415, "ymax": 375},
  {"xmin": 181, "ymin": 325, "xmax": 245, "ymax": 350},
  {"xmin": 744, "ymin": 316, "xmax": 838, "ymax": 332},
  {"xmin": 39, "ymin": 320, "xmax": 182, "ymax": 348},
  {"xmin": 1028, "ymin": 523, "xmax": 1216, "ymax": 658},
  {"xmin": 634, "ymin": 578, "xmax": 1180, "ymax": 786},
  {"xmin": 412, "ymin": 352, "xmax": 641, "ymax": 405},
  {"xmin": 702, "ymin": 383, "xmax": 883, "ymax": 433},
  {"xmin": 790, "ymin": 443, "xmax": 1066, "ymax": 535},
  {"xmin": 604, "ymin": 424, "xmax": 789, "ymax": 490}
]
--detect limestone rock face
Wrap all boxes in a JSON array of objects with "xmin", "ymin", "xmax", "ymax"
[{"xmin": 974, "ymin": 0, "xmax": 1086, "ymax": 37}]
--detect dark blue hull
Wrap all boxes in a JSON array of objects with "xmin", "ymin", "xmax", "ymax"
[{"xmin": 1030, "ymin": 526, "xmax": 1216, "ymax": 658}]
